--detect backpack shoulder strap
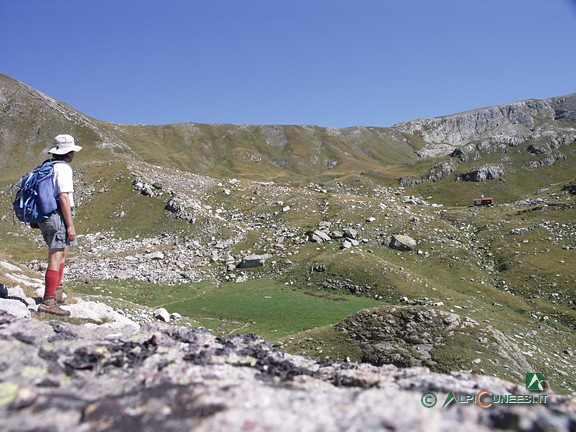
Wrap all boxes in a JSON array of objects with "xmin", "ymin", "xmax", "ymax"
[
  {"xmin": 42, "ymin": 159, "xmax": 64, "ymax": 167},
  {"xmin": 40, "ymin": 159, "xmax": 66, "ymax": 174}
]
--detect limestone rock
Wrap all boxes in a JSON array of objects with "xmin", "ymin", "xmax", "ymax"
[
  {"xmin": 0, "ymin": 298, "xmax": 31, "ymax": 319},
  {"xmin": 0, "ymin": 310, "xmax": 574, "ymax": 432},
  {"xmin": 458, "ymin": 164, "xmax": 504, "ymax": 182},
  {"xmin": 393, "ymin": 99, "xmax": 556, "ymax": 148},
  {"xmin": 309, "ymin": 230, "xmax": 332, "ymax": 243},
  {"xmin": 236, "ymin": 254, "xmax": 272, "ymax": 268},
  {"xmin": 145, "ymin": 251, "xmax": 165, "ymax": 260},
  {"xmin": 393, "ymin": 95, "xmax": 576, "ymax": 161},
  {"xmin": 343, "ymin": 228, "xmax": 358, "ymax": 239},
  {"xmin": 389, "ymin": 234, "xmax": 417, "ymax": 251},
  {"xmin": 154, "ymin": 307, "xmax": 171, "ymax": 322}
]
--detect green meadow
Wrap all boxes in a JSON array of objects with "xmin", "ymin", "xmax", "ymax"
[{"xmin": 72, "ymin": 278, "xmax": 382, "ymax": 340}]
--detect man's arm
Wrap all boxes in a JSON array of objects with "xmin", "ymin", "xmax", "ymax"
[{"xmin": 58, "ymin": 192, "xmax": 76, "ymax": 243}]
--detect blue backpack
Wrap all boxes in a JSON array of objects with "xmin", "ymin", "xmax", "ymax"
[{"xmin": 10, "ymin": 160, "xmax": 64, "ymax": 224}]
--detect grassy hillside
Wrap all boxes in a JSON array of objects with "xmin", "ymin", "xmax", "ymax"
[
  {"xmin": 1, "ymin": 74, "xmax": 575, "ymax": 394},
  {"xmin": 96, "ymin": 122, "xmax": 421, "ymax": 184}
]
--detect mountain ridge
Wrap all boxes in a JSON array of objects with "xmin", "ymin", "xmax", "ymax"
[{"xmin": 2, "ymin": 72, "xmax": 574, "ymax": 182}]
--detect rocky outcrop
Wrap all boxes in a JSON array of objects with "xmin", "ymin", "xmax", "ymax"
[
  {"xmin": 393, "ymin": 100, "xmax": 554, "ymax": 146},
  {"xmin": 562, "ymin": 180, "xmax": 576, "ymax": 195},
  {"xmin": 1, "ymin": 310, "xmax": 574, "ymax": 432},
  {"xmin": 399, "ymin": 160, "xmax": 457, "ymax": 186},
  {"xmin": 334, "ymin": 307, "xmax": 535, "ymax": 372},
  {"xmin": 0, "ymin": 281, "xmax": 144, "ymax": 329},
  {"xmin": 458, "ymin": 165, "xmax": 505, "ymax": 182},
  {"xmin": 549, "ymin": 93, "xmax": 576, "ymax": 122},
  {"xmin": 393, "ymin": 94, "xmax": 576, "ymax": 157},
  {"xmin": 524, "ymin": 153, "xmax": 566, "ymax": 169}
]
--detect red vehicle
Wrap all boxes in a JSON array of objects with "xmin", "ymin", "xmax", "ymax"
[{"xmin": 474, "ymin": 197, "xmax": 494, "ymax": 206}]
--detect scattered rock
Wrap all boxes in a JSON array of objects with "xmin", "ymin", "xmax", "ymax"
[
  {"xmin": 145, "ymin": 251, "xmax": 165, "ymax": 260},
  {"xmin": 237, "ymin": 254, "xmax": 272, "ymax": 269},
  {"xmin": 388, "ymin": 235, "xmax": 417, "ymax": 251},
  {"xmin": 343, "ymin": 228, "xmax": 358, "ymax": 240},
  {"xmin": 154, "ymin": 307, "xmax": 171, "ymax": 322},
  {"xmin": 309, "ymin": 230, "xmax": 332, "ymax": 243}
]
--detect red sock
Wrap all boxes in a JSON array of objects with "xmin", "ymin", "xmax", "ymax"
[
  {"xmin": 45, "ymin": 269, "xmax": 60, "ymax": 297},
  {"xmin": 57, "ymin": 263, "xmax": 65, "ymax": 286}
]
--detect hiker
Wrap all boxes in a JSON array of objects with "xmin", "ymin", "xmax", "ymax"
[{"xmin": 37, "ymin": 134, "xmax": 82, "ymax": 316}]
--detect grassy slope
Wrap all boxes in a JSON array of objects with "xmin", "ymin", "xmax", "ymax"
[
  {"xmin": 3, "ymin": 146, "xmax": 574, "ymax": 393},
  {"xmin": 2, "ymin": 77, "xmax": 575, "ymax": 393},
  {"xmin": 99, "ymin": 122, "xmax": 420, "ymax": 183}
]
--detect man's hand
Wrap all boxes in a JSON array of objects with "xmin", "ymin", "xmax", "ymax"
[
  {"xmin": 58, "ymin": 192, "xmax": 76, "ymax": 243},
  {"xmin": 66, "ymin": 225, "xmax": 77, "ymax": 243}
]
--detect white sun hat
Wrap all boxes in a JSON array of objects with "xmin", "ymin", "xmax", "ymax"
[{"xmin": 48, "ymin": 134, "xmax": 83, "ymax": 154}]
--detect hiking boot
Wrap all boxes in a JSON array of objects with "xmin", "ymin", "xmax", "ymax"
[
  {"xmin": 55, "ymin": 285, "xmax": 65, "ymax": 305},
  {"xmin": 38, "ymin": 296, "xmax": 71, "ymax": 317}
]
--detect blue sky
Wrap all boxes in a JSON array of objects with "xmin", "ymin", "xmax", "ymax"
[{"xmin": 1, "ymin": 0, "xmax": 575, "ymax": 128}]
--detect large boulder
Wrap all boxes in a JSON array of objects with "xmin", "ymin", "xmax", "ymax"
[
  {"xmin": 0, "ymin": 298, "xmax": 31, "ymax": 319},
  {"xmin": 236, "ymin": 254, "xmax": 272, "ymax": 268},
  {"xmin": 309, "ymin": 230, "xmax": 332, "ymax": 243},
  {"xmin": 388, "ymin": 234, "xmax": 417, "ymax": 251}
]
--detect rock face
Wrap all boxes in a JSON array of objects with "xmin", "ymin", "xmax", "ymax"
[
  {"xmin": 458, "ymin": 164, "xmax": 505, "ymax": 182},
  {"xmin": 393, "ymin": 94, "xmax": 576, "ymax": 157},
  {"xmin": 1, "ymin": 310, "xmax": 574, "ymax": 432},
  {"xmin": 393, "ymin": 99, "xmax": 555, "ymax": 146}
]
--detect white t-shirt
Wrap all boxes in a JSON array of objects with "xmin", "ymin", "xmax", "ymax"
[{"xmin": 53, "ymin": 162, "xmax": 75, "ymax": 208}]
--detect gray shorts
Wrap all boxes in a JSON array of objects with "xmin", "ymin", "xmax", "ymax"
[{"xmin": 39, "ymin": 212, "xmax": 77, "ymax": 249}]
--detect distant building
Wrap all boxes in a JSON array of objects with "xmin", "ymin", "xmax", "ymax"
[{"xmin": 474, "ymin": 197, "xmax": 494, "ymax": 206}]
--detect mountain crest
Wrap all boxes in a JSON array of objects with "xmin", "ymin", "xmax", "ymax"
[{"xmin": 393, "ymin": 94, "xmax": 576, "ymax": 157}]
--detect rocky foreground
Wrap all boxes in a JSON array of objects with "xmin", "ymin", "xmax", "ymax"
[{"xmin": 0, "ymin": 309, "xmax": 575, "ymax": 432}]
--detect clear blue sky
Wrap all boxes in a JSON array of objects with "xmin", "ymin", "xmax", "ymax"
[{"xmin": 1, "ymin": 0, "xmax": 575, "ymax": 128}]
